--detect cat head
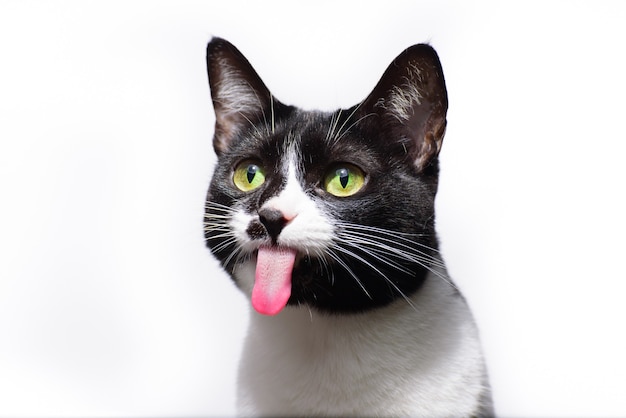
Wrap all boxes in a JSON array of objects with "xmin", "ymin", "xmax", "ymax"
[{"xmin": 205, "ymin": 37, "xmax": 448, "ymax": 315}]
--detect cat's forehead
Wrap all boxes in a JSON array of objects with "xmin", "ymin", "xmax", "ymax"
[
  {"xmin": 259, "ymin": 110, "xmax": 378, "ymax": 157},
  {"xmin": 231, "ymin": 111, "xmax": 328, "ymax": 153},
  {"xmin": 220, "ymin": 108, "xmax": 389, "ymax": 181}
]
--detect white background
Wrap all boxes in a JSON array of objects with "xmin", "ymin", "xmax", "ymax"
[{"xmin": 1, "ymin": 1, "xmax": 625, "ymax": 416}]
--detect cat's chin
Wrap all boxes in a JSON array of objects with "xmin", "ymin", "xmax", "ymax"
[{"xmin": 233, "ymin": 243, "xmax": 427, "ymax": 315}]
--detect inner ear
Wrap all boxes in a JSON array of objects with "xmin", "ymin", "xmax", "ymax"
[
  {"xmin": 206, "ymin": 38, "xmax": 279, "ymax": 155},
  {"xmin": 359, "ymin": 44, "xmax": 448, "ymax": 172}
]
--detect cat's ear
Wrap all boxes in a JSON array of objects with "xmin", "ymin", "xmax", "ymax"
[
  {"xmin": 361, "ymin": 44, "xmax": 448, "ymax": 172},
  {"xmin": 206, "ymin": 38, "xmax": 275, "ymax": 156}
]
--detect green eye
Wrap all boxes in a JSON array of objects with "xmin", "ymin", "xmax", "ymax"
[
  {"xmin": 324, "ymin": 164, "xmax": 365, "ymax": 197},
  {"xmin": 233, "ymin": 161, "xmax": 266, "ymax": 191}
]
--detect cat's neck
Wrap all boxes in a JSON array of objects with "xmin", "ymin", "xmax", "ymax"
[{"xmin": 237, "ymin": 272, "xmax": 488, "ymax": 416}]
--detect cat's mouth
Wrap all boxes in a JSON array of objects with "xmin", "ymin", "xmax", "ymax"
[{"xmin": 251, "ymin": 245, "xmax": 299, "ymax": 316}]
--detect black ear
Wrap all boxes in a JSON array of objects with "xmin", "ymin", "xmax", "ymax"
[
  {"xmin": 360, "ymin": 44, "xmax": 448, "ymax": 172},
  {"xmin": 206, "ymin": 38, "xmax": 276, "ymax": 156}
]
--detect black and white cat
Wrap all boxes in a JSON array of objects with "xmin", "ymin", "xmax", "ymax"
[{"xmin": 204, "ymin": 37, "xmax": 492, "ymax": 416}]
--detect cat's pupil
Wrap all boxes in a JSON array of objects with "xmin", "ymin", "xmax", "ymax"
[
  {"xmin": 246, "ymin": 165, "xmax": 259, "ymax": 183},
  {"xmin": 337, "ymin": 168, "xmax": 349, "ymax": 188}
]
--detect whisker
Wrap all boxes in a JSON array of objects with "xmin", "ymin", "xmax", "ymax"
[
  {"xmin": 204, "ymin": 201, "xmax": 237, "ymax": 212},
  {"xmin": 241, "ymin": 113, "xmax": 265, "ymax": 138},
  {"xmin": 334, "ymin": 220, "xmax": 455, "ymax": 290},
  {"xmin": 340, "ymin": 237, "xmax": 414, "ymax": 274},
  {"xmin": 222, "ymin": 242, "xmax": 245, "ymax": 268},
  {"xmin": 332, "ymin": 102, "xmax": 364, "ymax": 144},
  {"xmin": 335, "ymin": 112, "xmax": 376, "ymax": 143},
  {"xmin": 326, "ymin": 249, "xmax": 372, "ymax": 299},
  {"xmin": 332, "ymin": 243, "xmax": 417, "ymax": 311},
  {"xmin": 204, "ymin": 215, "xmax": 232, "ymax": 222},
  {"xmin": 420, "ymin": 264, "xmax": 457, "ymax": 290},
  {"xmin": 204, "ymin": 231, "xmax": 235, "ymax": 240},
  {"xmin": 339, "ymin": 222, "xmax": 441, "ymax": 254},
  {"xmin": 204, "ymin": 201, "xmax": 245, "ymax": 269},
  {"xmin": 325, "ymin": 112, "xmax": 335, "ymax": 143},
  {"xmin": 339, "ymin": 228, "xmax": 444, "ymax": 267},
  {"xmin": 325, "ymin": 109, "xmax": 343, "ymax": 144}
]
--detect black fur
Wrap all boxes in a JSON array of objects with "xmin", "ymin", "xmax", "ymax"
[{"xmin": 205, "ymin": 38, "xmax": 448, "ymax": 314}]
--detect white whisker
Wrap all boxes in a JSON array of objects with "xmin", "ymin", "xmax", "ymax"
[
  {"xmin": 332, "ymin": 102, "xmax": 363, "ymax": 144},
  {"xmin": 340, "ymin": 222, "xmax": 441, "ymax": 254},
  {"xmin": 335, "ymin": 112, "xmax": 377, "ymax": 143},
  {"xmin": 325, "ymin": 109, "xmax": 343, "ymax": 144},
  {"xmin": 333, "ymin": 220, "xmax": 456, "ymax": 291},
  {"xmin": 331, "ymin": 243, "xmax": 417, "ymax": 311},
  {"xmin": 326, "ymin": 249, "xmax": 372, "ymax": 299},
  {"xmin": 339, "ymin": 228, "xmax": 444, "ymax": 267}
]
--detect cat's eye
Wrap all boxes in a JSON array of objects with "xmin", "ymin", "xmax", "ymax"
[
  {"xmin": 324, "ymin": 164, "xmax": 365, "ymax": 197},
  {"xmin": 233, "ymin": 160, "xmax": 266, "ymax": 192}
]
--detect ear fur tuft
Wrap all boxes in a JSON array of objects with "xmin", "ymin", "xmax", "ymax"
[
  {"xmin": 206, "ymin": 38, "xmax": 275, "ymax": 155},
  {"xmin": 361, "ymin": 44, "xmax": 448, "ymax": 172}
]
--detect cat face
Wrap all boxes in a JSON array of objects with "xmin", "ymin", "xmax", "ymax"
[{"xmin": 204, "ymin": 38, "xmax": 448, "ymax": 315}]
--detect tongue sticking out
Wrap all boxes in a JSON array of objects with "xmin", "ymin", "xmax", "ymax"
[{"xmin": 252, "ymin": 246, "xmax": 298, "ymax": 315}]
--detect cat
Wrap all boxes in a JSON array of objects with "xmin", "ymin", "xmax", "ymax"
[{"xmin": 204, "ymin": 37, "xmax": 492, "ymax": 416}]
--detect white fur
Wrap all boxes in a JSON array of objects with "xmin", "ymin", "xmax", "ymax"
[
  {"xmin": 375, "ymin": 61, "xmax": 424, "ymax": 122},
  {"xmin": 262, "ymin": 159, "xmax": 334, "ymax": 250},
  {"xmin": 214, "ymin": 63, "xmax": 263, "ymax": 116},
  {"xmin": 237, "ymin": 273, "xmax": 486, "ymax": 416},
  {"xmin": 230, "ymin": 157, "xmax": 334, "ymax": 299},
  {"xmin": 229, "ymin": 156, "xmax": 488, "ymax": 416},
  {"xmin": 231, "ymin": 161, "xmax": 332, "ymax": 250}
]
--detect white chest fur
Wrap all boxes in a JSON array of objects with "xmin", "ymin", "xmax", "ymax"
[{"xmin": 236, "ymin": 271, "xmax": 488, "ymax": 416}]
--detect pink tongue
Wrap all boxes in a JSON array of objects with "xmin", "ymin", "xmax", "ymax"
[{"xmin": 252, "ymin": 246, "xmax": 297, "ymax": 316}]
